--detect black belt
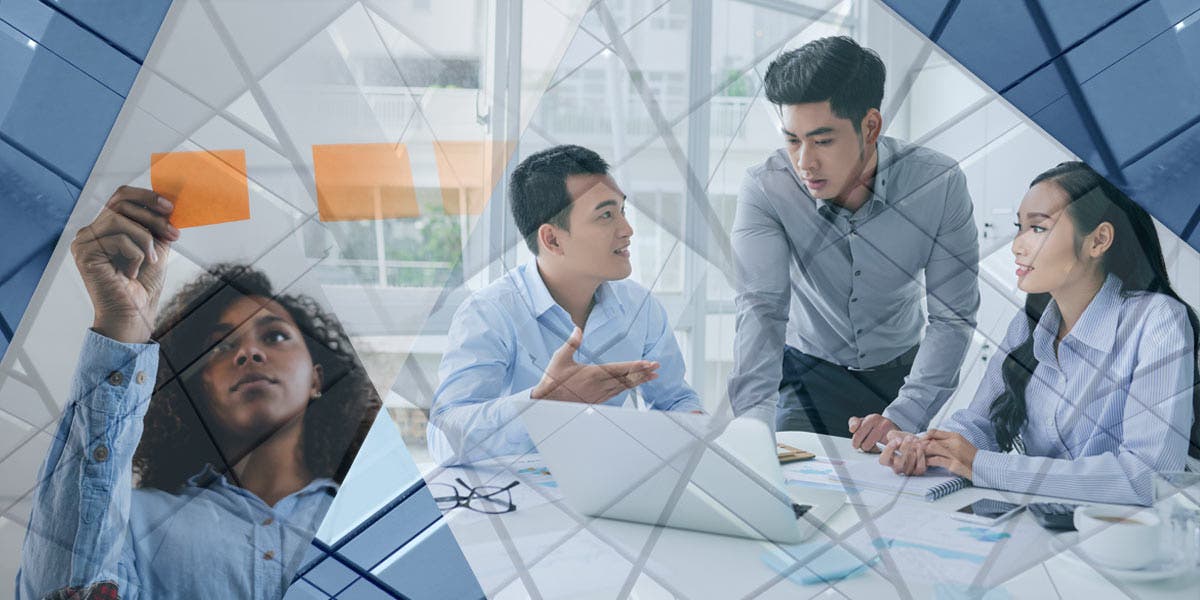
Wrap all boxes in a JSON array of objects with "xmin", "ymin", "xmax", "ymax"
[{"xmin": 845, "ymin": 344, "xmax": 920, "ymax": 372}]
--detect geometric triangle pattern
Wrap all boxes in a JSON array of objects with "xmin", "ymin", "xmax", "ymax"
[
  {"xmin": 2, "ymin": 1, "xmax": 1199, "ymax": 599},
  {"xmin": 885, "ymin": 0, "xmax": 1200, "ymax": 247}
]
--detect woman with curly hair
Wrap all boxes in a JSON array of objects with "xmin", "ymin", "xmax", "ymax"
[{"xmin": 17, "ymin": 186, "xmax": 381, "ymax": 599}]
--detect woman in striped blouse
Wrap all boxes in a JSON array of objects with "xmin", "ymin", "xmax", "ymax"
[{"xmin": 881, "ymin": 161, "xmax": 1199, "ymax": 506}]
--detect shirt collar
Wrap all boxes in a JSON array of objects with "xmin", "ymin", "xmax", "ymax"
[
  {"xmin": 1032, "ymin": 273, "xmax": 1122, "ymax": 361},
  {"xmin": 1065, "ymin": 273, "xmax": 1122, "ymax": 353},
  {"xmin": 185, "ymin": 463, "xmax": 339, "ymax": 497},
  {"xmin": 519, "ymin": 262, "xmax": 559, "ymax": 318},
  {"xmin": 874, "ymin": 136, "xmax": 896, "ymax": 200},
  {"xmin": 779, "ymin": 137, "xmax": 895, "ymax": 216},
  {"xmin": 518, "ymin": 261, "xmax": 624, "ymax": 319}
]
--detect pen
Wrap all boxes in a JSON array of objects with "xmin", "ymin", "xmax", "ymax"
[{"xmin": 876, "ymin": 434, "xmax": 926, "ymax": 456}]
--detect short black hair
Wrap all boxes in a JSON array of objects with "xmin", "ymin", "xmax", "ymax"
[
  {"xmin": 510, "ymin": 144, "xmax": 609, "ymax": 254},
  {"xmin": 763, "ymin": 36, "xmax": 886, "ymax": 132}
]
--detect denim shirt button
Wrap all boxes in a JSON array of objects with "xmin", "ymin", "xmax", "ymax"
[
  {"xmin": 107, "ymin": 371, "xmax": 123, "ymax": 386},
  {"xmin": 93, "ymin": 445, "xmax": 110, "ymax": 462}
]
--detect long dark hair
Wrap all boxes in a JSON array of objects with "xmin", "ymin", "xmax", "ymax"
[
  {"xmin": 990, "ymin": 162, "xmax": 1200, "ymax": 460},
  {"xmin": 132, "ymin": 264, "xmax": 381, "ymax": 492}
]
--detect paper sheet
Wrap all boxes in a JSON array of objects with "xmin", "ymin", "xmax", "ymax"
[
  {"xmin": 841, "ymin": 502, "xmax": 1051, "ymax": 587},
  {"xmin": 830, "ymin": 458, "xmax": 965, "ymax": 500}
]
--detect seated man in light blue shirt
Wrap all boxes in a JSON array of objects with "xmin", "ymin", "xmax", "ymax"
[{"xmin": 427, "ymin": 145, "xmax": 702, "ymax": 464}]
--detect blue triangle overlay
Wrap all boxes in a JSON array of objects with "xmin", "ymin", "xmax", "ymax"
[
  {"xmin": 1, "ymin": 3, "xmax": 487, "ymax": 598},
  {"xmin": 0, "ymin": 0, "xmax": 172, "ymax": 359},
  {"xmin": 884, "ymin": 0, "xmax": 1200, "ymax": 246},
  {"xmin": 3, "ymin": 1, "xmax": 1199, "ymax": 598}
]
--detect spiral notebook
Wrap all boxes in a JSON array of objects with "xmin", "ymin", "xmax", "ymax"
[{"xmin": 829, "ymin": 460, "xmax": 971, "ymax": 501}]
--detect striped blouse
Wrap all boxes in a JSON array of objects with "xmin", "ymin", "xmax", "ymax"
[{"xmin": 943, "ymin": 273, "xmax": 1195, "ymax": 505}]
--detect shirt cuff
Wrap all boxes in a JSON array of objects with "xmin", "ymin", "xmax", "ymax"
[
  {"xmin": 499, "ymin": 387, "xmax": 536, "ymax": 446},
  {"xmin": 881, "ymin": 400, "xmax": 923, "ymax": 433},
  {"xmin": 667, "ymin": 396, "xmax": 703, "ymax": 413},
  {"xmin": 970, "ymin": 450, "xmax": 1011, "ymax": 489},
  {"xmin": 741, "ymin": 402, "xmax": 777, "ymax": 433},
  {"xmin": 74, "ymin": 329, "xmax": 159, "ymax": 415}
]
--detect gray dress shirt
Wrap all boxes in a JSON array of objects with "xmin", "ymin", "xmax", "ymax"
[{"xmin": 728, "ymin": 136, "xmax": 980, "ymax": 431}]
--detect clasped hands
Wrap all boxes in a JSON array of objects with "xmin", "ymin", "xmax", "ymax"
[{"xmin": 877, "ymin": 429, "xmax": 978, "ymax": 480}]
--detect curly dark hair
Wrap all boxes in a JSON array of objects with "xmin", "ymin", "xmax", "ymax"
[{"xmin": 132, "ymin": 263, "xmax": 381, "ymax": 493}]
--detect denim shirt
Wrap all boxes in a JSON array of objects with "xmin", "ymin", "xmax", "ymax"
[
  {"xmin": 945, "ymin": 274, "xmax": 1195, "ymax": 505},
  {"xmin": 17, "ymin": 330, "xmax": 336, "ymax": 599},
  {"xmin": 427, "ymin": 262, "xmax": 702, "ymax": 464}
]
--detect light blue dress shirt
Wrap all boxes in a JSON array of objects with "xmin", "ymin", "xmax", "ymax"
[
  {"xmin": 17, "ymin": 330, "xmax": 336, "ymax": 599},
  {"xmin": 427, "ymin": 262, "xmax": 702, "ymax": 464},
  {"xmin": 944, "ymin": 274, "xmax": 1195, "ymax": 505},
  {"xmin": 729, "ymin": 136, "xmax": 979, "ymax": 431}
]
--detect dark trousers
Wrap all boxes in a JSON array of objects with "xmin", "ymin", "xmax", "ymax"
[{"xmin": 776, "ymin": 345, "xmax": 917, "ymax": 436}]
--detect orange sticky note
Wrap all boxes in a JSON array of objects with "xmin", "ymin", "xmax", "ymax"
[
  {"xmin": 312, "ymin": 143, "xmax": 419, "ymax": 221},
  {"xmin": 150, "ymin": 149, "xmax": 250, "ymax": 228},
  {"xmin": 434, "ymin": 140, "xmax": 515, "ymax": 215}
]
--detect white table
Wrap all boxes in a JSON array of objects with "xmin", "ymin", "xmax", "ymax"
[{"xmin": 428, "ymin": 432, "xmax": 1200, "ymax": 599}]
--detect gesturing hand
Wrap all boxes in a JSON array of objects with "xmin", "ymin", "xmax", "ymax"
[
  {"xmin": 70, "ymin": 186, "xmax": 178, "ymax": 344},
  {"xmin": 531, "ymin": 327, "xmax": 659, "ymax": 405},
  {"xmin": 922, "ymin": 429, "xmax": 977, "ymax": 479}
]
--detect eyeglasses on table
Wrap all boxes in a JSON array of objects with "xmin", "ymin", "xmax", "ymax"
[{"xmin": 430, "ymin": 478, "xmax": 521, "ymax": 514}]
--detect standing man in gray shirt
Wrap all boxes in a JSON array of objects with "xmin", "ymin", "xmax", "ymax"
[{"xmin": 728, "ymin": 36, "xmax": 979, "ymax": 451}]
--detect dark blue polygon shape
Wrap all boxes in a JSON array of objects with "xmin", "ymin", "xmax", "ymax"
[
  {"xmin": 0, "ymin": 137, "xmax": 75, "ymax": 340},
  {"xmin": 337, "ymin": 487, "xmax": 441, "ymax": 569},
  {"xmin": 1063, "ymin": 9, "xmax": 1200, "ymax": 166},
  {"xmin": 884, "ymin": 0, "xmax": 952, "ymax": 37},
  {"xmin": 306, "ymin": 554, "xmax": 360, "ymax": 597},
  {"xmin": 0, "ymin": 19, "xmax": 125, "ymax": 185},
  {"xmin": 1004, "ymin": 59, "xmax": 1070, "ymax": 118},
  {"xmin": 1121, "ymin": 120, "xmax": 1200, "ymax": 245},
  {"xmin": 0, "ymin": 138, "xmax": 74, "ymax": 277},
  {"xmin": 337, "ymin": 578, "xmax": 400, "ymax": 600},
  {"xmin": 284, "ymin": 578, "xmax": 332, "ymax": 600},
  {"xmin": 0, "ymin": 242, "xmax": 54, "ymax": 340},
  {"xmin": 1038, "ymin": 0, "xmax": 1144, "ymax": 52},
  {"xmin": 299, "ymin": 542, "xmax": 329, "ymax": 575},
  {"xmin": 1000, "ymin": 0, "xmax": 1194, "ymax": 122},
  {"xmin": 1056, "ymin": 1, "xmax": 1198, "ymax": 83},
  {"xmin": 373, "ymin": 521, "xmax": 485, "ymax": 600},
  {"xmin": 929, "ymin": 2, "xmax": 1051, "ymax": 92},
  {"xmin": 887, "ymin": 0, "xmax": 1200, "ymax": 247},
  {"xmin": 41, "ymin": 0, "xmax": 173, "ymax": 61},
  {"xmin": 1, "ymin": 0, "xmax": 139, "ymax": 93},
  {"xmin": 0, "ymin": 0, "xmax": 169, "ymax": 357}
]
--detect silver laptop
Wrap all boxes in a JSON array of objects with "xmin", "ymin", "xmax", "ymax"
[{"xmin": 516, "ymin": 400, "xmax": 846, "ymax": 544}]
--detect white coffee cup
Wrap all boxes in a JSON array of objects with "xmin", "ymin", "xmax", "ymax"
[{"xmin": 1073, "ymin": 505, "xmax": 1162, "ymax": 570}]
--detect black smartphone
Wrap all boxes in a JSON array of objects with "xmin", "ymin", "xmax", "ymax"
[{"xmin": 952, "ymin": 499, "xmax": 1023, "ymax": 525}]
